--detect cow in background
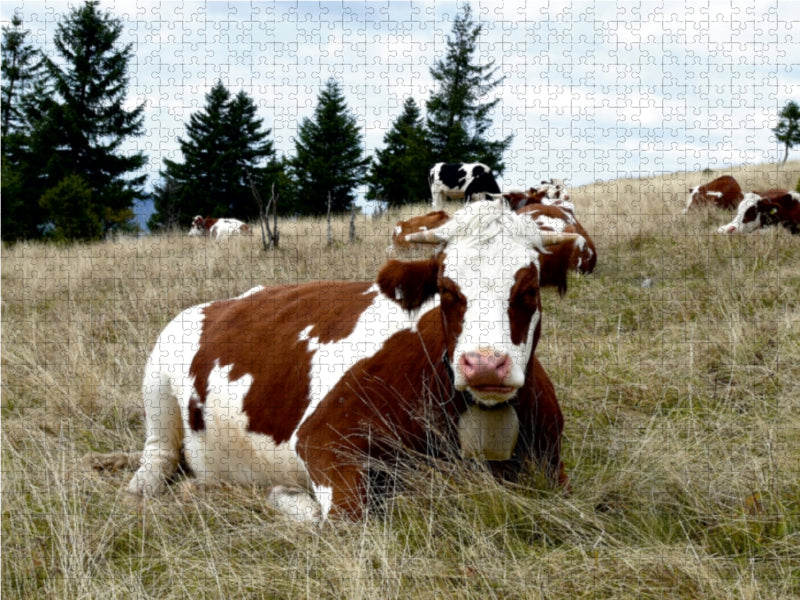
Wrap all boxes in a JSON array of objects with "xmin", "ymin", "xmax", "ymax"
[
  {"xmin": 429, "ymin": 163, "xmax": 501, "ymax": 210},
  {"xmin": 390, "ymin": 210, "xmax": 451, "ymax": 251},
  {"xmin": 504, "ymin": 180, "xmax": 571, "ymax": 211},
  {"xmin": 718, "ymin": 189, "xmax": 800, "ymax": 234},
  {"xmin": 516, "ymin": 203, "xmax": 597, "ymax": 294},
  {"xmin": 189, "ymin": 216, "xmax": 253, "ymax": 239},
  {"xmin": 685, "ymin": 175, "xmax": 743, "ymax": 213},
  {"xmin": 395, "ymin": 200, "xmax": 597, "ymax": 293}
]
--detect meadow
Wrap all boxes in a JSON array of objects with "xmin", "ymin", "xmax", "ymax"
[{"xmin": 2, "ymin": 161, "xmax": 799, "ymax": 599}]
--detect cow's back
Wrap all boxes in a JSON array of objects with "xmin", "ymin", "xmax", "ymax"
[{"xmin": 686, "ymin": 175, "xmax": 742, "ymax": 212}]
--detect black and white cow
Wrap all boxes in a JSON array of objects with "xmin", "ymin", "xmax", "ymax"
[{"xmin": 429, "ymin": 163, "xmax": 501, "ymax": 210}]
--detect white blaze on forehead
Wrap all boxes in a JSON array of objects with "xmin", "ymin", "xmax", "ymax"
[
  {"xmin": 429, "ymin": 198, "xmax": 545, "ymax": 250},
  {"xmin": 444, "ymin": 244, "xmax": 541, "ymax": 395}
]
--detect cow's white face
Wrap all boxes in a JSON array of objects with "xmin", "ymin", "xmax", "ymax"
[
  {"xmin": 718, "ymin": 193, "xmax": 762, "ymax": 233},
  {"xmin": 188, "ymin": 216, "xmax": 205, "ymax": 236},
  {"xmin": 382, "ymin": 199, "xmax": 547, "ymax": 407},
  {"xmin": 440, "ymin": 238, "xmax": 542, "ymax": 406}
]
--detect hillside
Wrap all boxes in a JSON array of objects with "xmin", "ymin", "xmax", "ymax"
[{"xmin": 2, "ymin": 162, "xmax": 799, "ymax": 599}]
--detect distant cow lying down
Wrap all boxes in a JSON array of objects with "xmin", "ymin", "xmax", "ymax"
[
  {"xmin": 390, "ymin": 210, "xmax": 451, "ymax": 251},
  {"xmin": 189, "ymin": 215, "xmax": 253, "ymax": 239},
  {"xmin": 128, "ymin": 199, "xmax": 574, "ymax": 522},
  {"xmin": 503, "ymin": 180, "xmax": 571, "ymax": 211},
  {"xmin": 685, "ymin": 175, "xmax": 743, "ymax": 213},
  {"xmin": 515, "ymin": 203, "xmax": 597, "ymax": 293},
  {"xmin": 718, "ymin": 189, "xmax": 800, "ymax": 234}
]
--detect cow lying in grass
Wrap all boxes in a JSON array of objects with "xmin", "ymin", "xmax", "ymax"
[
  {"xmin": 503, "ymin": 180, "xmax": 571, "ymax": 211},
  {"xmin": 125, "ymin": 199, "xmax": 575, "ymax": 521},
  {"xmin": 189, "ymin": 215, "xmax": 253, "ymax": 239},
  {"xmin": 718, "ymin": 189, "xmax": 800, "ymax": 234},
  {"xmin": 685, "ymin": 175, "xmax": 743, "ymax": 213}
]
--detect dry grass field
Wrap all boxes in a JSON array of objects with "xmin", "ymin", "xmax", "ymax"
[{"xmin": 3, "ymin": 162, "xmax": 800, "ymax": 599}]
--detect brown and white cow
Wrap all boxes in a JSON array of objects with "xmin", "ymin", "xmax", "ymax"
[
  {"xmin": 685, "ymin": 175, "xmax": 743, "ymax": 213},
  {"xmin": 189, "ymin": 215, "xmax": 253, "ymax": 239},
  {"xmin": 390, "ymin": 210, "xmax": 451, "ymax": 251},
  {"xmin": 429, "ymin": 162, "xmax": 501, "ymax": 211},
  {"xmin": 516, "ymin": 203, "xmax": 597, "ymax": 293},
  {"xmin": 129, "ymin": 199, "xmax": 573, "ymax": 521},
  {"xmin": 718, "ymin": 189, "xmax": 800, "ymax": 234},
  {"xmin": 503, "ymin": 180, "xmax": 571, "ymax": 211}
]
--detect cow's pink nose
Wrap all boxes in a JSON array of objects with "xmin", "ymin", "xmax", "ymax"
[{"xmin": 458, "ymin": 351, "xmax": 511, "ymax": 387}]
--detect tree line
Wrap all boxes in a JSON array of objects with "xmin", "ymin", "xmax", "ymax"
[
  {"xmin": 3, "ymin": 2, "xmax": 799, "ymax": 242},
  {"xmin": 1, "ymin": 2, "xmax": 511, "ymax": 242}
]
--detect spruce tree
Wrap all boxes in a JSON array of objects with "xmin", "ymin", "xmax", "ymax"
[
  {"xmin": 773, "ymin": 100, "xmax": 800, "ymax": 164},
  {"xmin": 153, "ymin": 81, "xmax": 276, "ymax": 230},
  {"xmin": 1, "ymin": 15, "xmax": 45, "ymax": 136},
  {"xmin": 425, "ymin": 4, "xmax": 511, "ymax": 172},
  {"xmin": 36, "ymin": 0, "xmax": 147, "ymax": 238},
  {"xmin": 2, "ymin": 1, "xmax": 150, "ymax": 241},
  {"xmin": 1, "ymin": 15, "xmax": 48, "ymax": 240},
  {"xmin": 366, "ymin": 97, "xmax": 432, "ymax": 207},
  {"xmin": 290, "ymin": 79, "xmax": 369, "ymax": 215}
]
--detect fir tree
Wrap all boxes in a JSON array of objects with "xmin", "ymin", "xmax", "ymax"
[
  {"xmin": 773, "ymin": 100, "xmax": 800, "ymax": 164},
  {"xmin": 366, "ymin": 97, "xmax": 432, "ymax": 207},
  {"xmin": 1, "ymin": 15, "xmax": 45, "ymax": 136},
  {"xmin": 1, "ymin": 15, "xmax": 48, "ymax": 240},
  {"xmin": 153, "ymin": 81, "xmax": 276, "ymax": 230},
  {"xmin": 2, "ymin": 1, "xmax": 148, "ymax": 241},
  {"xmin": 290, "ymin": 79, "xmax": 369, "ymax": 215},
  {"xmin": 425, "ymin": 4, "xmax": 511, "ymax": 172},
  {"xmin": 39, "ymin": 0, "xmax": 147, "ymax": 237}
]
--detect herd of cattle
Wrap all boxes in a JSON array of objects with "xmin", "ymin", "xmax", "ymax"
[
  {"xmin": 123, "ymin": 163, "xmax": 797, "ymax": 523},
  {"xmin": 392, "ymin": 163, "xmax": 597, "ymax": 294},
  {"xmin": 187, "ymin": 167, "xmax": 799, "ymax": 243}
]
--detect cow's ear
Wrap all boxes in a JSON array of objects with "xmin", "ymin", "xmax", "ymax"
[{"xmin": 377, "ymin": 257, "xmax": 440, "ymax": 310}]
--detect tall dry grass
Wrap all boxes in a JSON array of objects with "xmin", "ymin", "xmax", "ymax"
[{"xmin": 3, "ymin": 161, "xmax": 799, "ymax": 599}]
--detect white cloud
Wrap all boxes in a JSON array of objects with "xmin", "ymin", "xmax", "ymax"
[{"xmin": 2, "ymin": 0, "xmax": 798, "ymax": 195}]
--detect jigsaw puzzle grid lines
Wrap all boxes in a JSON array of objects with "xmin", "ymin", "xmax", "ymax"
[
  {"xmin": 5, "ymin": 1, "xmax": 798, "ymax": 192},
  {"xmin": 2, "ymin": 0, "xmax": 798, "ymax": 570}
]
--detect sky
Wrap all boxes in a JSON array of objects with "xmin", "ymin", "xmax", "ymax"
[{"xmin": 2, "ymin": 0, "xmax": 799, "ymax": 220}]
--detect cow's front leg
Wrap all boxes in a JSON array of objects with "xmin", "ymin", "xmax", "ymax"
[
  {"xmin": 295, "ymin": 427, "xmax": 369, "ymax": 520},
  {"xmin": 308, "ymin": 462, "xmax": 368, "ymax": 521}
]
